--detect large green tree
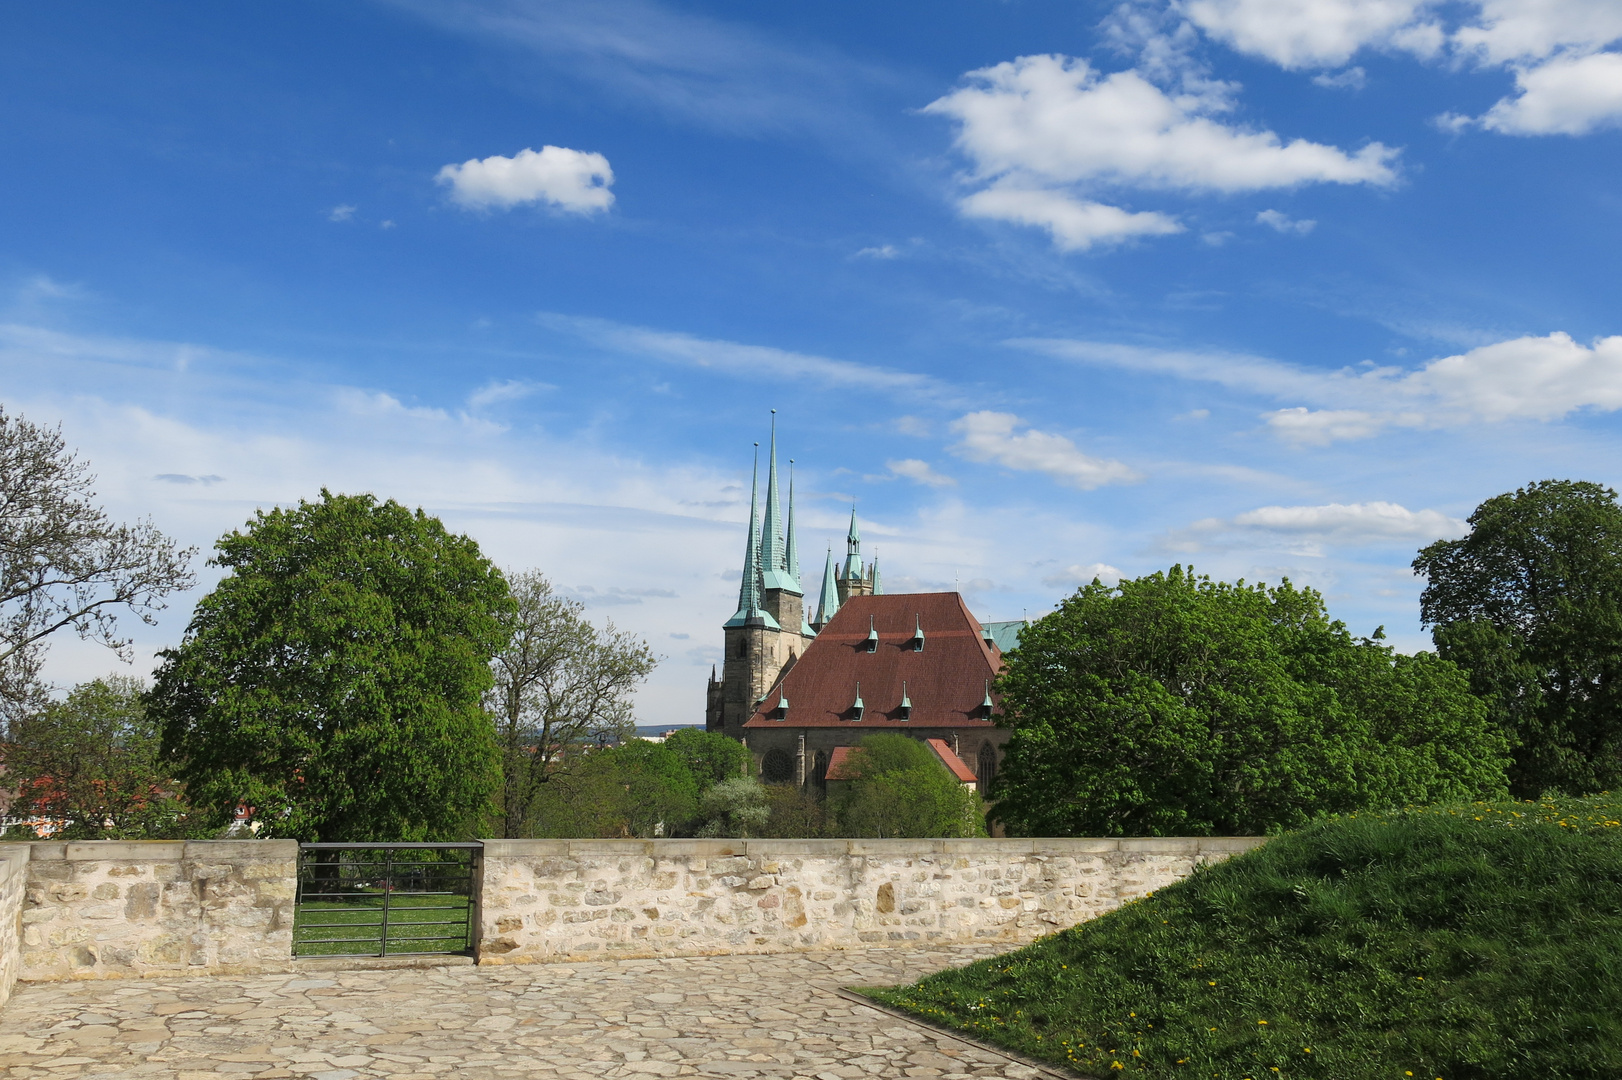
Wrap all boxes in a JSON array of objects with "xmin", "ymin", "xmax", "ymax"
[
  {"xmin": 2, "ymin": 676, "xmax": 202, "ymax": 839},
  {"xmin": 1414, "ymin": 479, "xmax": 1622, "ymax": 797},
  {"xmin": 993, "ymin": 567, "xmax": 1509, "ymax": 837},
  {"xmin": 149, "ymin": 491, "xmax": 512, "ymax": 841}
]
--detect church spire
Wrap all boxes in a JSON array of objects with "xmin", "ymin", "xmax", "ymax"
[
  {"xmin": 842, "ymin": 505, "xmax": 863, "ymax": 580},
  {"xmin": 724, "ymin": 444, "xmax": 779, "ymax": 629},
  {"xmin": 759, "ymin": 411, "xmax": 801, "ymax": 595},
  {"xmin": 871, "ymin": 554, "xmax": 883, "ymax": 595},
  {"xmin": 814, "ymin": 544, "xmax": 839, "ymax": 630},
  {"xmin": 785, "ymin": 460, "xmax": 801, "ymax": 588}
]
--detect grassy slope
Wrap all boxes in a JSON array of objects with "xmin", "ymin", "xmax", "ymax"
[{"xmin": 866, "ymin": 797, "xmax": 1622, "ymax": 1080}]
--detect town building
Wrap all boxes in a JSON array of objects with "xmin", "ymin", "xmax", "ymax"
[{"xmin": 705, "ymin": 422, "xmax": 1012, "ymax": 791}]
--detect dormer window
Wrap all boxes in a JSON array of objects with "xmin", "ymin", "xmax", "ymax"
[
  {"xmin": 852, "ymin": 681, "xmax": 864, "ymax": 721},
  {"xmin": 897, "ymin": 681, "xmax": 912, "ymax": 721},
  {"xmin": 774, "ymin": 691, "xmax": 789, "ymax": 720},
  {"xmin": 864, "ymin": 615, "xmax": 879, "ymax": 653},
  {"xmin": 912, "ymin": 614, "xmax": 925, "ymax": 653},
  {"xmin": 980, "ymin": 679, "xmax": 995, "ymax": 718}
]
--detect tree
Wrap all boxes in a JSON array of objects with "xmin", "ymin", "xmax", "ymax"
[
  {"xmin": 993, "ymin": 567, "xmax": 1510, "ymax": 837},
  {"xmin": 0, "ymin": 407, "xmax": 194, "ymax": 724},
  {"xmin": 148, "ymin": 491, "xmax": 511, "ymax": 841},
  {"xmin": 694, "ymin": 777, "xmax": 771, "ymax": 837},
  {"xmin": 1415, "ymin": 480, "xmax": 1622, "ymax": 796},
  {"xmin": 526, "ymin": 739, "xmax": 698, "ymax": 838},
  {"xmin": 487, "ymin": 570, "xmax": 656, "ymax": 837},
  {"xmin": 831, "ymin": 733, "xmax": 987, "ymax": 838},
  {"xmin": 664, "ymin": 727, "xmax": 749, "ymax": 789},
  {"xmin": 1, "ymin": 676, "xmax": 202, "ymax": 839}
]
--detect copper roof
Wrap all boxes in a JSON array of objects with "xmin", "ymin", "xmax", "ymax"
[{"xmin": 744, "ymin": 592, "xmax": 1002, "ymax": 730}]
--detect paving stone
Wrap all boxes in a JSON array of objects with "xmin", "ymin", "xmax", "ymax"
[{"xmin": 1, "ymin": 948, "xmax": 1049, "ymax": 1078}]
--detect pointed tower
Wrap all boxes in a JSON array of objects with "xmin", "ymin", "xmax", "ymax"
[
  {"xmin": 712, "ymin": 424, "xmax": 811, "ymax": 740},
  {"xmin": 812, "ymin": 545, "xmax": 840, "ymax": 631},
  {"xmin": 787, "ymin": 462, "xmax": 816, "ymax": 636},
  {"xmin": 724, "ymin": 445, "xmax": 777, "ymax": 631},
  {"xmin": 759, "ymin": 413, "xmax": 796, "ymax": 594},
  {"xmin": 871, "ymin": 555, "xmax": 883, "ymax": 596},
  {"xmin": 836, "ymin": 507, "xmax": 875, "ymax": 605}
]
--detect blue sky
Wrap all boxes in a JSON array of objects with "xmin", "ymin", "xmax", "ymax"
[{"xmin": 4, "ymin": 0, "xmax": 1621, "ymax": 725}]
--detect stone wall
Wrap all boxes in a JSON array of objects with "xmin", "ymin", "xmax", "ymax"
[
  {"xmin": 475, "ymin": 837, "xmax": 1266, "ymax": 965},
  {"xmin": 20, "ymin": 840, "xmax": 298, "ymax": 982},
  {"xmin": 0, "ymin": 843, "xmax": 27, "ymax": 1006}
]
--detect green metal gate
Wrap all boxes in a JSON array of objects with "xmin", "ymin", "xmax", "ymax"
[{"xmin": 293, "ymin": 842, "xmax": 480, "ymax": 957}]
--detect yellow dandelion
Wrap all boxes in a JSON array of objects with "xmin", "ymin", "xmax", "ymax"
[{"xmin": 1258, "ymin": 1020, "xmax": 1268, "ymax": 1025}]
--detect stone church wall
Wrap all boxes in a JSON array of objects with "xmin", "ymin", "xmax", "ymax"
[
  {"xmin": 0, "ymin": 843, "xmax": 28, "ymax": 1007},
  {"xmin": 473, "ymin": 836, "xmax": 1266, "ymax": 965}
]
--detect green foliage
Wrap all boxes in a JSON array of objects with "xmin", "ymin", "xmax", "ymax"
[
  {"xmin": 994, "ymin": 566, "xmax": 1511, "ymax": 836},
  {"xmin": 664, "ymin": 727, "xmax": 750, "ymax": 789},
  {"xmin": 694, "ymin": 776, "xmax": 771, "ymax": 837},
  {"xmin": 487, "ymin": 570, "xmax": 656, "ymax": 838},
  {"xmin": 831, "ymin": 733, "xmax": 987, "ymax": 838},
  {"xmin": 526, "ymin": 739, "xmax": 698, "ymax": 838},
  {"xmin": 148, "ymin": 490, "xmax": 512, "ymax": 842},
  {"xmin": 759, "ymin": 781, "xmax": 835, "ymax": 838},
  {"xmin": 1, "ymin": 676, "xmax": 208, "ymax": 839},
  {"xmin": 1415, "ymin": 479, "xmax": 1622, "ymax": 797},
  {"xmin": 869, "ymin": 796, "xmax": 1622, "ymax": 1079}
]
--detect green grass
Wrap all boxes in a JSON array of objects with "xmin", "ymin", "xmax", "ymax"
[
  {"xmin": 864, "ymin": 796, "xmax": 1622, "ymax": 1080},
  {"xmin": 293, "ymin": 892, "xmax": 472, "ymax": 956}
]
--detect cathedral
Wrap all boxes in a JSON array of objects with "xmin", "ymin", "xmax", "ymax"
[{"xmin": 704, "ymin": 421, "xmax": 1012, "ymax": 792}]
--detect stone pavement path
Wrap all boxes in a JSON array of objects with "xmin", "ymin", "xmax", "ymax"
[{"xmin": 0, "ymin": 946, "xmax": 1058, "ymax": 1080}]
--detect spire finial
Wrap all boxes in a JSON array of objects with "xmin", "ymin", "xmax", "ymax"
[
  {"xmin": 843, "ymin": 504, "xmax": 862, "ymax": 580},
  {"xmin": 813, "ymin": 543, "xmax": 840, "ymax": 630},
  {"xmin": 759, "ymin": 412, "xmax": 800, "ymax": 597}
]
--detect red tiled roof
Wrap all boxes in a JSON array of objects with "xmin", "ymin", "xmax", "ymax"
[
  {"xmin": 744, "ymin": 592, "xmax": 1002, "ymax": 729},
  {"xmin": 925, "ymin": 738, "xmax": 979, "ymax": 785}
]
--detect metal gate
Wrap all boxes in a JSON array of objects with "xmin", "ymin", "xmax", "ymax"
[{"xmin": 294, "ymin": 842, "xmax": 480, "ymax": 958}]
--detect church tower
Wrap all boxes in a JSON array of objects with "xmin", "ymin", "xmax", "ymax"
[
  {"xmin": 834, "ymin": 507, "xmax": 878, "ymax": 605},
  {"xmin": 706, "ymin": 415, "xmax": 817, "ymax": 740}
]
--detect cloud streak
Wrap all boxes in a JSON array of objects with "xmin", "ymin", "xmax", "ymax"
[{"xmin": 949, "ymin": 411, "xmax": 1140, "ymax": 489}]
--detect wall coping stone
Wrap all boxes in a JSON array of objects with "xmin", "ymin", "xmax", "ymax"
[{"xmin": 479, "ymin": 837, "xmax": 1268, "ymax": 857}]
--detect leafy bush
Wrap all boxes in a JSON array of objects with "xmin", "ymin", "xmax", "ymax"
[
  {"xmin": 994, "ymin": 566, "xmax": 1511, "ymax": 836},
  {"xmin": 832, "ymin": 733, "xmax": 987, "ymax": 838},
  {"xmin": 869, "ymin": 795, "xmax": 1622, "ymax": 1079},
  {"xmin": 695, "ymin": 776, "xmax": 771, "ymax": 837}
]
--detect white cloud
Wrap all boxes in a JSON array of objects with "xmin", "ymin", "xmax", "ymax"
[
  {"xmin": 328, "ymin": 204, "xmax": 357, "ymax": 222},
  {"xmin": 924, "ymin": 53, "xmax": 1395, "ymax": 249},
  {"xmin": 1478, "ymin": 50, "xmax": 1622, "ymax": 134},
  {"xmin": 1172, "ymin": 501, "xmax": 1465, "ymax": 555},
  {"xmin": 436, "ymin": 146, "xmax": 615, "ymax": 213},
  {"xmin": 854, "ymin": 244, "xmax": 900, "ymax": 259},
  {"xmin": 1180, "ymin": 0, "xmax": 1439, "ymax": 68},
  {"xmin": 467, "ymin": 378, "xmax": 549, "ymax": 409},
  {"xmin": 960, "ymin": 186, "xmax": 1183, "ymax": 250},
  {"xmin": 1042, "ymin": 562, "xmax": 1123, "ymax": 587},
  {"xmin": 1312, "ymin": 66, "xmax": 1368, "ymax": 90},
  {"xmin": 886, "ymin": 459, "xmax": 957, "ymax": 487},
  {"xmin": 1256, "ymin": 208, "xmax": 1316, "ymax": 234},
  {"xmin": 1023, "ymin": 330, "xmax": 1622, "ymax": 444},
  {"xmin": 948, "ymin": 411, "xmax": 1140, "ymax": 489},
  {"xmin": 927, "ymin": 54, "xmax": 1398, "ymax": 192},
  {"xmin": 1453, "ymin": 0, "xmax": 1622, "ymax": 65},
  {"xmin": 538, "ymin": 313, "xmax": 951, "ymax": 400}
]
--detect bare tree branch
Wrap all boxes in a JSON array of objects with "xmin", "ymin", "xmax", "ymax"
[{"xmin": 0, "ymin": 407, "xmax": 196, "ymax": 724}]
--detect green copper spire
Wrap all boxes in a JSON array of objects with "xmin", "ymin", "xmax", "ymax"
[
  {"xmin": 784, "ymin": 460, "xmax": 801, "ymax": 587},
  {"xmin": 760, "ymin": 412, "xmax": 799, "ymax": 594},
  {"xmin": 871, "ymin": 554, "xmax": 883, "ymax": 595},
  {"xmin": 813, "ymin": 544, "xmax": 839, "ymax": 630},
  {"xmin": 842, "ymin": 505, "xmax": 863, "ymax": 580},
  {"xmin": 724, "ymin": 444, "xmax": 779, "ymax": 630}
]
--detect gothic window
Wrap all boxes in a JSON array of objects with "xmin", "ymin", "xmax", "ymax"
[
  {"xmin": 761, "ymin": 749, "xmax": 794, "ymax": 784},
  {"xmin": 736, "ymin": 638, "xmax": 748, "ymax": 659},
  {"xmin": 811, "ymin": 750, "xmax": 829, "ymax": 790},
  {"xmin": 977, "ymin": 742, "xmax": 997, "ymax": 792}
]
